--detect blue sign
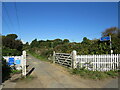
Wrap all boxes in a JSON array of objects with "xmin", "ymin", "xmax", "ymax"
[
  {"xmin": 100, "ymin": 36, "xmax": 110, "ymax": 41},
  {"xmin": 8, "ymin": 58, "xmax": 14, "ymax": 65},
  {"xmin": 15, "ymin": 60, "xmax": 21, "ymax": 64}
]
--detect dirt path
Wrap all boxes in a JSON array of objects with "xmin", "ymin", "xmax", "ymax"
[{"xmin": 3, "ymin": 54, "xmax": 118, "ymax": 88}]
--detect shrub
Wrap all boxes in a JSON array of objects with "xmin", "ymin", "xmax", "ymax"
[{"xmin": 2, "ymin": 58, "xmax": 12, "ymax": 82}]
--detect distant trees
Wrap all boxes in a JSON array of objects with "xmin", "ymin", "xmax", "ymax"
[
  {"xmin": 102, "ymin": 27, "xmax": 118, "ymax": 37},
  {"xmin": 2, "ymin": 34, "xmax": 23, "ymax": 56},
  {"xmin": 26, "ymin": 27, "xmax": 120, "ymax": 58},
  {"xmin": 23, "ymin": 42, "xmax": 29, "ymax": 50},
  {"xmin": 63, "ymin": 39, "xmax": 69, "ymax": 43}
]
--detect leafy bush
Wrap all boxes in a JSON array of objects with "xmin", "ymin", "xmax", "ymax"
[
  {"xmin": 2, "ymin": 58, "xmax": 12, "ymax": 82},
  {"xmin": 105, "ymin": 70, "xmax": 118, "ymax": 77},
  {"xmin": 2, "ymin": 48, "xmax": 22, "ymax": 56}
]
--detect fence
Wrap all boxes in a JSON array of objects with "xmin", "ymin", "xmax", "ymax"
[
  {"xmin": 53, "ymin": 50, "xmax": 120, "ymax": 71},
  {"xmin": 53, "ymin": 51, "xmax": 72, "ymax": 68},
  {"xmin": 76, "ymin": 54, "xmax": 120, "ymax": 71},
  {"xmin": 3, "ymin": 56, "xmax": 22, "ymax": 70},
  {"xmin": 3, "ymin": 51, "xmax": 26, "ymax": 76}
]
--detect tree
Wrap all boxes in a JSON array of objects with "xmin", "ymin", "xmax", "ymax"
[
  {"xmin": 53, "ymin": 39, "xmax": 62, "ymax": 47},
  {"xmin": 23, "ymin": 42, "xmax": 29, "ymax": 50},
  {"xmin": 63, "ymin": 39, "xmax": 69, "ymax": 43},
  {"xmin": 2, "ymin": 34, "xmax": 23, "ymax": 56},
  {"xmin": 102, "ymin": 27, "xmax": 118, "ymax": 37},
  {"xmin": 30, "ymin": 39, "xmax": 39, "ymax": 48},
  {"xmin": 81, "ymin": 37, "xmax": 91, "ymax": 45},
  {"xmin": 6, "ymin": 34, "xmax": 18, "ymax": 40}
]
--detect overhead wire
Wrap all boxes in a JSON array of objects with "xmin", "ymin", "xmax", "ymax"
[
  {"xmin": 2, "ymin": 2, "xmax": 14, "ymax": 31},
  {"xmin": 2, "ymin": 17, "xmax": 13, "ymax": 32},
  {"xmin": 1, "ymin": 3, "xmax": 12, "ymax": 34},
  {"xmin": 14, "ymin": 2, "xmax": 22, "ymax": 40},
  {"xmin": 14, "ymin": 2, "xmax": 20, "ymax": 31}
]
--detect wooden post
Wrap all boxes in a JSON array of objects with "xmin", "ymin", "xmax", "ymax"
[
  {"xmin": 22, "ymin": 51, "xmax": 26, "ymax": 77},
  {"xmin": 53, "ymin": 51, "xmax": 56, "ymax": 63},
  {"xmin": 72, "ymin": 50, "xmax": 77, "ymax": 69}
]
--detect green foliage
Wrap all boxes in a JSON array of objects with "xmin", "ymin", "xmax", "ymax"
[
  {"xmin": 23, "ymin": 42, "xmax": 29, "ymax": 50},
  {"xmin": 105, "ymin": 70, "xmax": 118, "ymax": 77},
  {"xmin": 71, "ymin": 68, "xmax": 119, "ymax": 80},
  {"xmin": 28, "ymin": 51, "xmax": 49, "ymax": 62},
  {"xmin": 2, "ymin": 47, "xmax": 22, "ymax": 56},
  {"xmin": 2, "ymin": 58, "xmax": 12, "ymax": 82},
  {"xmin": 11, "ymin": 70, "xmax": 21, "ymax": 74},
  {"xmin": 24, "ymin": 27, "xmax": 120, "ymax": 61},
  {"xmin": 30, "ymin": 39, "xmax": 39, "ymax": 48},
  {"xmin": 63, "ymin": 39, "xmax": 69, "ymax": 43},
  {"xmin": 20, "ymin": 75, "xmax": 36, "ymax": 82},
  {"xmin": 102, "ymin": 27, "xmax": 118, "ymax": 37},
  {"xmin": 6, "ymin": 34, "xmax": 18, "ymax": 40},
  {"xmin": 2, "ymin": 34, "xmax": 23, "ymax": 56}
]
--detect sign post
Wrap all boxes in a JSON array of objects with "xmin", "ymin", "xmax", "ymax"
[
  {"xmin": 109, "ymin": 35, "xmax": 113, "ymax": 54},
  {"xmin": 100, "ymin": 35, "xmax": 113, "ymax": 54}
]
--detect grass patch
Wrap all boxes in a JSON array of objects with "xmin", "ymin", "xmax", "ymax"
[
  {"xmin": 70, "ymin": 68, "xmax": 119, "ymax": 80},
  {"xmin": 21, "ymin": 75, "xmax": 34, "ymax": 80},
  {"xmin": 11, "ymin": 70, "xmax": 21, "ymax": 74},
  {"xmin": 11, "ymin": 75, "xmax": 36, "ymax": 82},
  {"xmin": 28, "ymin": 51, "xmax": 50, "ymax": 62}
]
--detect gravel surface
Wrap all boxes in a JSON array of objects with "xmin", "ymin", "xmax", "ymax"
[{"xmin": 3, "ymin": 54, "xmax": 118, "ymax": 88}]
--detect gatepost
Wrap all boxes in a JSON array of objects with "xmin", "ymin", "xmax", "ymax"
[
  {"xmin": 72, "ymin": 50, "xmax": 77, "ymax": 69},
  {"xmin": 53, "ymin": 51, "xmax": 56, "ymax": 63},
  {"xmin": 22, "ymin": 51, "xmax": 26, "ymax": 77}
]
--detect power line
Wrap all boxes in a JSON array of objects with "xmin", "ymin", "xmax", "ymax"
[
  {"xmin": 2, "ymin": 17, "xmax": 13, "ymax": 33},
  {"xmin": 2, "ymin": 3, "xmax": 14, "ymax": 31},
  {"xmin": 14, "ymin": 2, "xmax": 20, "ymax": 31},
  {"xmin": 14, "ymin": 2, "xmax": 22, "ymax": 40}
]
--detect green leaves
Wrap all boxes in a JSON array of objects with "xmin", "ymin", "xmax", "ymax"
[
  {"xmin": 28, "ymin": 27, "xmax": 120, "ymax": 57},
  {"xmin": 2, "ymin": 34, "xmax": 23, "ymax": 56}
]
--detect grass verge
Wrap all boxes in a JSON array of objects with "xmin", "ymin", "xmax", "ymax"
[
  {"xmin": 70, "ymin": 68, "xmax": 119, "ymax": 80},
  {"xmin": 20, "ymin": 75, "xmax": 35, "ymax": 81},
  {"xmin": 28, "ymin": 51, "xmax": 53, "ymax": 63}
]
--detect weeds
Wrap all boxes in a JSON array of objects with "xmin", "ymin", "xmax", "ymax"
[
  {"xmin": 70, "ymin": 68, "xmax": 119, "ymax": 80},
  {"xmin": 11, "ymin": 70, "xmax": 21, "ymax": 74},
  {"xmin": 20, "ymin": 75, "xmax": 35, "ymax": 81}
]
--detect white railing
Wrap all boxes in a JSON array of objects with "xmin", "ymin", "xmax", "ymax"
[
  {"xmin": 53, "ymin": 50, "xmax": 120, "ymax": 71},
  {"xmin": 76, "ymin": 54, "xmax": 120, "ymax": 71},
  {"xmin": 3, "ymin": 51, "xmax": 27, "ymax": 76}
]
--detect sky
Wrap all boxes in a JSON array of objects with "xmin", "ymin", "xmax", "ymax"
[{"xmin": 2, "ymin": 2, "xmax": 118, "ymax": 43}]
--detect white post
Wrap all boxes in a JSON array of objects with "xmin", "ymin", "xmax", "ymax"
[
  {"xmin": 72, "ymin": 50, "xmax": 77, "ymax": 69},
  {"xmin": 109, "ymin": 35, "xmax": 113, "ymax": 54},
  {"xmin": 53, "ymin": 51, "xmax": 56, "ymax": 63},
  {"xmin": 22, "ymin": 51, "xmax": 26, "ymax": 77}
]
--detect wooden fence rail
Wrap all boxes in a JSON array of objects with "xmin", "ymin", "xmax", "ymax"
[{"xmin": 53, "ymin": 50, "xmax": 120, "ymax": 71}]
